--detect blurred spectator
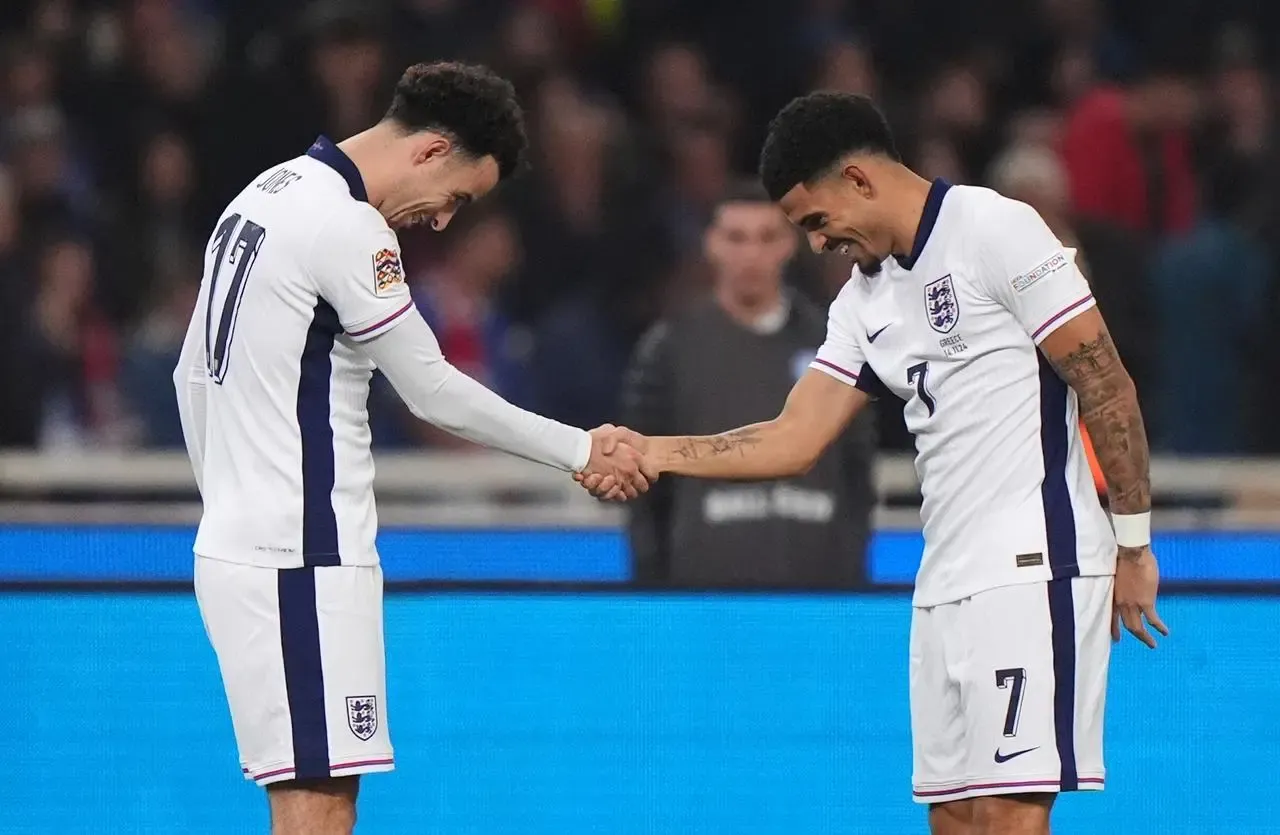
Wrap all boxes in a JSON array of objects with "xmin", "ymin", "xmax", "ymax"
[
  {"xmin": 1147, "ymin": 159, "xmax": 1272, "ymax": 454},
  {"xmin": 659, "ymin": 118, "xmax": 733, "ymax": 257},
  {"xmin": 7, "ymin": 234, "xmax": 127, "ymax": 449},
  {"xmin": 507, "ymin": 75, "xmax": 669, "ymax": 430},
  {"xmin": 0, "ymin": 167, "xmax": 32, "ymax": 447},
  {"xmin": 371, "ymin": 205, "xmax": 529, "ymax": 449},
  {"xmin": 7, "ymin": 105, "xmax": 92, "ymax": 242},
  {"xmin": 1060, "ymin": 58, "xmax": 1200, "ymax": 238},
  {"xmin": 119, "ymin": 268, "xmax": 198, "ymax": 447},
  {"xmin": 0, "ymin": 0, "xmax": 1273, "ymax": 459},
  {"xmin": 638, "ymin": 41, "xmax": 718, "ymax": 145},
  {"xmin": 812, "ymin": 36, "xmax": 878, "ymax": 99},
  {"xmin": 622, "ymin": 184, "xmax": 876, "ymax": 588},
  {"xmin": 107, "ymin": 128, "xmax": 203, "ymax": 323},
  {"xmin": 919, "ymin": 62, "xmax": 998, "ymax": 182},
  {"xmin": 304, "ymin": 6, "xmax": 390, "ymax": 142},
  {"xmin": 988, "ymin": 143, "xmax": 1152, "ymax": 399}
]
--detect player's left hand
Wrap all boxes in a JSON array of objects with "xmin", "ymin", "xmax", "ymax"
[
  {"xmin": 576, "ymin": 425, "xmax": 656, "ymax": 502},
  {"xmin": 1112, "ymin": 545, "xmax": 1169, "ymax": 649}
]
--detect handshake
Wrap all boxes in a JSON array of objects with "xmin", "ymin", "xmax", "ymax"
[{"xmin": 575, "ymin": 424, "xmax": 660, "ymax": 501}]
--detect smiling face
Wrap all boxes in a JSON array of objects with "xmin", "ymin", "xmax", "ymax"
[
  {"xmin": 777, "ymin": 160, "xmax": 895, "ymax": 276},
  {"xmin": 381, "ymin": 133, "xmax": 500, "ymax": 232}
]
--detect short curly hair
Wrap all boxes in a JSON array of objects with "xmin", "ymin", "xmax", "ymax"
[
  {"xmin": 383, "ymin": 62, "xmax": 527, "ymax": 180},
  {"xmin": 759, "ymin": 92, "xmax": 899, "ymax": 201}
]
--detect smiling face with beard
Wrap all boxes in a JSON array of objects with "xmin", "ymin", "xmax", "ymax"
[{"xmin": 776, "ymin": 158, "xmax": 896, "ymax": 276}]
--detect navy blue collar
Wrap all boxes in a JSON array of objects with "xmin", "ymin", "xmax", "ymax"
[
  {"xmin": 895, "ymin": 178, "xmax": 950, "ymax": 271},
  {"xmin": 306, "ymin": 135, "xmax": 368, "ymax": 203}
]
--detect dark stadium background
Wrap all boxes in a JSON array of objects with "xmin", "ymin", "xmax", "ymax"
[{"xmin": 2, "ymin": 1, "xmax": 1278, "ymax": 832}]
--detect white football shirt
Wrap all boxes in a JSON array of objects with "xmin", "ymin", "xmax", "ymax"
[
  {"xmin": 175, "ymin": 137, "xmax": 590, "ymax": 570},
  {"xmin": 811, "ymin": 181, "xmax": 1116, "ymax": 607}
]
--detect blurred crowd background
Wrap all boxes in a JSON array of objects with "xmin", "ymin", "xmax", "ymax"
[{"xmin": 0, "ymin": 0, "xmax": 1277, "ymax": 456}]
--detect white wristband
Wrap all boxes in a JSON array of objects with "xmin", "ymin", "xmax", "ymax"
[{"xmin": 1111, "ymin": 512, "xmax": 1151, "ymax": 548}]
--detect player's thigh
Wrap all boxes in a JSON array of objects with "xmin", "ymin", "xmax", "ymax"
[
  {"xmin": 195, "ymin": 559, "xmax": 394, "ymax": 783},
  {"xmin": 194, "ymin": 556, "xmax": 289, "ymax": 768},
  {"xmin": 971, "ymin": 792, "xmax": 1054, "ymax": 835},
  {"xmin": 910, "ymin": 602, "xmax": 968, "ymax": 803},
  {"xmin": 928, "ymin": 798, "xmax": 974, "ymax": 835},
  {"xmin": 959, "ymin": 577, "xmax": 1108, "ymax": 795},
  {"xmin": 267, "ymin": 775, "xmax": 360, "ymax": 835},
  {"xmin": 312, "ymin": 562, "xmax": 394, "ymax": 771},
  {"xmin": 1067, "ymin": 574, "xmax": 1112, "ymax": 780}
]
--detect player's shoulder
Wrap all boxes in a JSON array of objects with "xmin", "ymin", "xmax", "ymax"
[
  {"xmin": 942, "ymin": 186, "xmax": 1053, "ymax": 267},
  {"xmin": 824, "ymin": 271, "xmax": 865, "ymax": 326},
  {"xmin": 944, "ymin": 185, "xmax": 1041, "ymax": 231},
  {"xmin": 304, "ymin": 192, "xmax": 394, "ymax": 263}
]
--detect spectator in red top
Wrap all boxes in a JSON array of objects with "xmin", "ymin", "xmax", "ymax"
[{"xmin": 1060, "ymin": 60, "xmax": 1201, "ymax": 239}]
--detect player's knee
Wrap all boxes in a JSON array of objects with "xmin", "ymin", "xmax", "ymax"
[
  {"xmin": 267, "ymin": 776, "xmax": 360, "ymax": 835},
  {"xmin": 971, "ymin": 792, "xmax": 1053, "ymax": 835}
]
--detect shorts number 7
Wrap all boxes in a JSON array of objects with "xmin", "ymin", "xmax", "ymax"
[{"xmin": 995, "ymin": 667, "xmax": 1027, "ymax": 737}]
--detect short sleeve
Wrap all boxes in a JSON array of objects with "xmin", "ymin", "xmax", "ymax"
[
  {"xmin": 811, "ymin": 288, "xmax": 867, "ymax": 388},
  {"xmin": 309, "ymin": 205, "xmax": 415, "ymax": 342},
  {"xmin": 973, "ymin": 198, "xmax": 1096, "ymax": 344}
]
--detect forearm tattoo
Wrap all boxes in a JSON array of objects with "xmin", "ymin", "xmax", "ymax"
[
  {"xmin": 1047, "ymin": 329, "xmax": 1151, "ymax": 556},
  {"xmin": 672, "ymin": 427, "xmax": 764, "ymax": 461}
]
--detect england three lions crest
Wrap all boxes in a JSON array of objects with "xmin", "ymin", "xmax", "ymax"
[
  {"xmin": 924, "ymin": 275, "xmax": 959, "ymax": 334},
  {"xmin": 346, "ymin": 696, "xmax": 378, "ymax": 741}
]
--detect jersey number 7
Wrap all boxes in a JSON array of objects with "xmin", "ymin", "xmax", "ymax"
[
  {"xmin": 907, "ymin": 361, "xmax": 937, "ymax": 417},
  {"xmin": 205, "ymin": 213, "xmax": 267, "ymax": 384}
]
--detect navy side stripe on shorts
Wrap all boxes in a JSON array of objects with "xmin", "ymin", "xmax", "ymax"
[
  {"xmin": 1038, "ymin": 355, "xmax": 1079, "ymax": 578},
  {"xmin": 1046, "ymin": 578, "xmax": 1079, "ymax": 791},
  {"xmin": 278, "ymin": 567, "xmax": 330, "ymax": 780},
  {"xmin": 298, "ymin": 301, "xmax": 342, "ymax": 566}
]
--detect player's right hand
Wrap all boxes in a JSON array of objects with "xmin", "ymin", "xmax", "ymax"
[
  {"xmin": 579, "ymin": 425, "xmax": 653, "ymax": 501},
  {"xmin": 1112, "ymin": 545, "xmax": 1169, "ymax": 649}
]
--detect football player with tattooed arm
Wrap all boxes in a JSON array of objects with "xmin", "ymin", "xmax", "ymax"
[{"xmin": 581, "ymin": 92, "xmax": 1165, "ymax": 835}]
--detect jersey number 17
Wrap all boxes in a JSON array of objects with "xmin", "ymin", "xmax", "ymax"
[{"xmin": 205, "ymin": 213, "xmax": 267, "ymax": 384}]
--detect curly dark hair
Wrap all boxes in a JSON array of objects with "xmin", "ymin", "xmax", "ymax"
[
  {"xmin": 758, "ymin": 92, "xmax": 900, "ymax": 201},
  {"xmin": 383, "ymin": 61, "xmax": 528, "ymax": 180}
]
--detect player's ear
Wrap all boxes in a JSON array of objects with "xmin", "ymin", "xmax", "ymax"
[
  {"xmin": 412, "ymin": 133, "xmax": 452, "ymax": 165},
  {"xmin": 841, "ymin": 163, "xmax": 873, "ymax": 198}
]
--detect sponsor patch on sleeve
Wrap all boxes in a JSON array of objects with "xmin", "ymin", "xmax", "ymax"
[
  {"xmin": 1010, "ymin": 251, "xmax": 1068, "ymax": 294},
  {"xmin": 373, "ymin": 248, "xmax": 405, "ymax": 296}
]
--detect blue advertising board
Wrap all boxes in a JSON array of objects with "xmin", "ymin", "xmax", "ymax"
[{"xmin": 4, "ymin": 591, "xmax": 1276, "ymax": 834}]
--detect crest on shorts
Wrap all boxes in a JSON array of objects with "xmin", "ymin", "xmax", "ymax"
[
  {"xmin": 346, "ymin": 696, "xmax": 378, "ymax": 741},
  {"xmin": 924, "ymin": 274, "xmax": 959, "ymax": 334},
  {"xmin": 372, "ymin": 248, "xmax": 404, "ymax": 296}
]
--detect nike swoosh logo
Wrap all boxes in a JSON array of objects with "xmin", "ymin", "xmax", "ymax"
[
  {"xmin": 867, "ymin": 324, "xmax": 891, "ymax": 343},
  {"xmin": 993, "ymin": 747, "xmax": 1038, "ymax": 764}
]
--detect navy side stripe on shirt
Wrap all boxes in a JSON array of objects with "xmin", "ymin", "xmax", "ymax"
[
  {"xmin": 1037, "ymin": 354, "xmax": 1079, "ymax": 578},
  {"xmin": 298, "ymin": 301, "xmax": 342, "ymax": 566}
]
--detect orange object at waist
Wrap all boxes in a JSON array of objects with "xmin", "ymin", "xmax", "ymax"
[{"xmin": 1081, "ymin": 420, "xmax": 1106, "ymax": 495}]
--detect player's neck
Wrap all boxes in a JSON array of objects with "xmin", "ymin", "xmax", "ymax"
[
  {"xmin": 887, "ymin": 169, "xmax": 936, "ymax": 261},
  {"xmin": 335, "ymin": 127, "xmax": 394, "ymax": 212}
]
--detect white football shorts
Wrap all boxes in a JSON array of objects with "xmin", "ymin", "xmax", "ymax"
[
  {"xmin": 909, "ymin": 575, "xmax": 1112, "ymax": 803},
  {"xmin": 194, "ymin": 556, "xmax": 395, "ymax": 786}
]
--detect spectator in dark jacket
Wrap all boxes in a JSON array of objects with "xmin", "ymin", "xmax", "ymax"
[{"xmin": 621, "ymin": 182, "xmax": 876, "ymax": 588}]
